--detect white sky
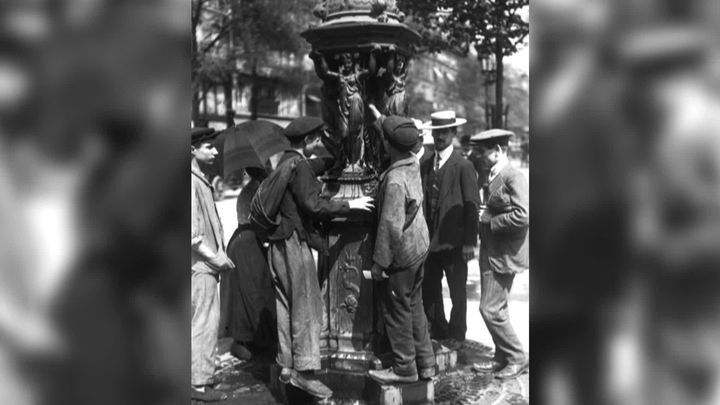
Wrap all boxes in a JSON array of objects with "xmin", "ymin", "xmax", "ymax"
[
  {"xmin": 507, "ymin": 45, "xmax": 529, "ymax": 73},
  {"xmin": 507, "ymin": 5, "xmax": 530, "ymax": 74}
]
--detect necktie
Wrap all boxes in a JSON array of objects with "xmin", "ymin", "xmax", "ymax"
[{"xmin": 434, "ymin": 154, "xmax": 440, "ymax": 172}]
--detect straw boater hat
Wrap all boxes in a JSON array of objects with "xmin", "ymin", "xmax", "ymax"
[{"xmin": 422, "ymin": 110, "xmax": 467, "ymax": 130}]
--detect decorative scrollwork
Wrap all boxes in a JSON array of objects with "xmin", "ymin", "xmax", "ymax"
[{"xmin": 338, "ymin": 254, "xmax": 361, "ymax": 315}]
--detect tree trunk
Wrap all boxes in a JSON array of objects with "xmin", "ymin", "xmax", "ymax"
[
  {"xmin": 192, "ymin": 89, "xmax": 200, "ymax": 123},
  {"xmin": 494, "ymin": 49, "xmax": 504, "ymax": 129},
  {"xmin": 191, "ymin": 23, "xmax": 200, "ymax": 123},
  {"xmin": 250, "ymin": 61, "xmax": 259, "ymax": 120},
  {"xmin": 224, "ymin": 79, "xmax": 234, "ymax": 128}
]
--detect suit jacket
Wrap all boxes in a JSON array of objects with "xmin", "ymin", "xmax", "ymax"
[
  {"xmin": 374, "ymin": 156, "xmax": 429, "ymax": 271},
  {"xmin": 420, "ymin": 150, "xmax": 481, "ymax": 252},
  {"xmin": 479, "ymin": 164, "xmax": 529, "ymax": 274}
]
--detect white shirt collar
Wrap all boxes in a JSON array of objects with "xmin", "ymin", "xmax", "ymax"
[
  {"xmin": 489, "ymin": 153, "xmax": 509, "ymax": 182},
  {"xmin": 435, "ymin": 145, "xmax": 454, "ymax": 169},
  {"xmin": 413, "ymin": 145, "xmax": 424, "ymax": 161}
]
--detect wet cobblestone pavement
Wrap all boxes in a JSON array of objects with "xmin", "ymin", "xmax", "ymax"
[{"xmin": 195, "ymin": 338, "xmax": 529, "ymax": 405}]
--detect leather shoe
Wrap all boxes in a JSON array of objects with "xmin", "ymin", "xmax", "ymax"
[
  {"xmin": 418, "ymin": 366, "xmax": 436, "ymax": 380},
  {"xmin": 368, "ymin": 368, "xmax": 418, "ymax": 384},
  {"xmin": 191, "ymin": 386, "xmax": 228, "ymax": 402},
  {"xmin": 288, "ymin": 370, "xmax": 333, "ymax": 399},
  {"xmin": 230, "ymin": 341, "xmax": 252, "ymax": 361},
  {"xmin": 494, "ymin": 360, "xmax": 529, "ymax": 380},
  {"xmin": 471, "ymin": 359, "xmax": 506, "ymax": 373}
]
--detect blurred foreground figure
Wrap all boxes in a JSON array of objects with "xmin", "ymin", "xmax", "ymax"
[
  {"xmin": 531, "ymin": 1, "xmax": 637, "ymax": 403},
  {"xmin": 470, "ymin": 129, "xmax": 529, "ymax": 380},
  {"xmin": 620, "ymin": 25, "xmax": 720, "ymax": 405},
  {"xmin": 191, "ymin": 127, "xmax": 235, "ymax": 402}
]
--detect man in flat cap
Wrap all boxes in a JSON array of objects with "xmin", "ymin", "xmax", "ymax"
[
  {"xmin": 420, "ymin": 110, "xmax": 481, "ymax": 343},
  {"xmin": 469, "ymin": 129, "xmax": 529, "ymax": 379},
  {"xmin": 365, "ymin": 113, "xmax": 436, "ymax": 384},
  {"xmin": 191, "ymin": 127, "xmax": 236, "ymax": 402},
  {"xmin": 267, "ymin": 116, "xmax": 373, "ymax": 399}
]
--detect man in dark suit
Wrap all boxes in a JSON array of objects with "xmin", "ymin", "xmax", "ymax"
[
  {"xmin": 420, "ymin": 111, "xmax": 481, "ymax": 342},
  {"xmin": 469, "ymin": 129, "xmax": 529, "ymax": 380}
]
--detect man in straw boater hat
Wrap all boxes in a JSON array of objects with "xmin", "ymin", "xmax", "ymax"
[
  {"xmin": 191, "ymin": 127, "xmax": 236, "ymax": 402},
  {"xmin": 420, "ymin": 110, "xmax": 481, "ymax": 343},
  {"xmin": 265, "ymin": 116, "xmax": 373, "ymax": 400},
  {"xmin": 468, "ymin": 129, "xmax": 529, "ymax": 379},
  {"xmin": 364, "ymin": 112, "xmax": 437, "ymax": 384}
]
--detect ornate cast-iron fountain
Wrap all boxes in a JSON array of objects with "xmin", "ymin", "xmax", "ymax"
[{"xmin": 272, "ymin": 2, "xmax": 455, "ymax": 403}]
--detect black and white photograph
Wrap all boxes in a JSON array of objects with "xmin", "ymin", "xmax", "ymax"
[
  {"xmin": 0, "ymin": 1, "xmax": 719, "ymax": 405},
  {"xmin": 191, "ymin": 0, "xmax": 529, "ymax": 403}
]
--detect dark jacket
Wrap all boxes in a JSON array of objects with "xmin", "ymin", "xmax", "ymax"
[
  {"xmin": 479, "ymin": 164, "xmax": 529, "ymax": 274},
  {"xmin": 420, "ymin": 149, "xmax": 481, "ymax": 252},
  {"xmin": 374, "ymin": 156, "xmax": 429, "ymax": 271},
  {"xmin": 268, "ymin": 150, "xmax": 350, "ymax": 252}
]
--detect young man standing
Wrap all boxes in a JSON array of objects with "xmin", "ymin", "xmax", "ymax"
[
  {"xmin": 191, "ymin": 127, "xmax": 236, "ymax": 402},
  {"xmin": 420, "ymin": 111, "xmax": 481, "ymax": 343},
  {"xmin": 469, "ymin": 129, "xmax": 529, "ymax": 379},
  {"xmin": 268, "ymin": 116, "xmax": 373, "ymax": 399},
  {"xmin": 366, "ymin": 114, "xmax": 437, "ymax": 384}
]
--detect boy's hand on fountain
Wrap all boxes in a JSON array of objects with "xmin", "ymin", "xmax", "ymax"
[
  {"xmin": 367, "ymin": 103, "xmax": 381, "ymax": 119},
  {"xmin": 348, "ymin": 196, "xmax": 374, "ymax": 211}
]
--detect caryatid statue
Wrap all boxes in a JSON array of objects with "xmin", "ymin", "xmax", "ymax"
[
  {"xmin": 381, "ymin": 45, "xmax": 410, "ymax": 117},
  {"xmin": 310, "ymin": 46, "xmax": 381, "ymax": 172}
]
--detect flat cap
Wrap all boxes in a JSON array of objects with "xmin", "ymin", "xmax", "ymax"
[
  {"xmin": 191, "ymin": 127, "xmax": 218, "ymax": 145},
  {"xmin": 284, "ymin": 116, "xmax": 324, "ymax": 139},
  {"xmin": 470, "ymin": 129, "xmax": 514, "ymax": 145},
  {"xmin": 382, "ymin": 115, "xmax": 419, "ymax": 152}
]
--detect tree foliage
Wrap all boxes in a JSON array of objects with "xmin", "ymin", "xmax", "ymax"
[
  {"xmin": 397, "ymin": 0, "xmax": 529, "ymax": 59},
  {"xmin": 191, "ymin": 0, "xmax": 317, "ymax": 118},
  {"xmin": 398, "ymin": 0, "xmax": 528, "ymax": 128}
]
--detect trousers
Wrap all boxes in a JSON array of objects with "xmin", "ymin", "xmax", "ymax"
[
  {"xmin": 269, "ymin": 231, "xmax": 323, "ymax": 371},
  {"xmin": 191, "ymin": 271, "xmax": 219, "ymax": 386},
  {"xmin": 422, "ymin": 248, "xmax": 468, "ymax": 340},
  {"xmin": 380, "ymin": 261, "xmax": 436, "ymax": 376},
  {"xmin": 479, "ymin": 270, "xmax": 525, "ymax": 364}
]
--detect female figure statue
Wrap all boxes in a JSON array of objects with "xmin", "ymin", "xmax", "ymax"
[
  {"xmin": 310, "ymin": 46, "xmax": 379, "ymax": 171},
  {"xmin": 383, "ymin": 46, "xmax": 409, "ymax": 117}
]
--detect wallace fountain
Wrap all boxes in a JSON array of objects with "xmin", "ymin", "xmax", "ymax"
[{"xmin": 270, "ymin": 1, "xmax": 457, "ymax": 403}]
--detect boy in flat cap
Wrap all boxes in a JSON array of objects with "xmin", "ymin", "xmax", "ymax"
[
  {"xmin": 191, "ymin": 127, "xmax": 235, "ymax": 402},
  {"xmin": 420, "ymin": 111, "xmax": 481, "ymax": 343},
  {"xmin": 469, "ymin": 129, "xmax": 529, "ymax": 379},
  {"xmin": 365, "ymin": 110, "xmax": 436, "ymax": 384},
  {"xmin": 268, "ymin": 116, "xmax": 373, "ymax": 399}
]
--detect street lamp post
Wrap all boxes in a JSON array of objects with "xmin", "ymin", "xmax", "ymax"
[{"xmin": 481, "ymin": 55, "xmax": 496, "ymax": 129}]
